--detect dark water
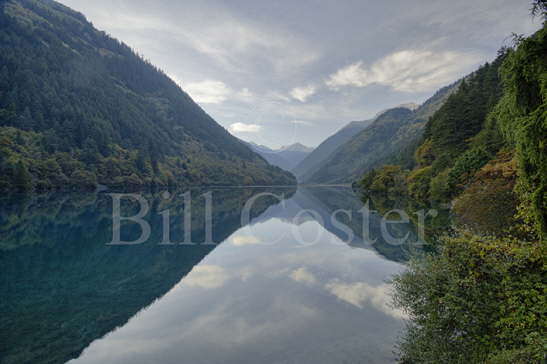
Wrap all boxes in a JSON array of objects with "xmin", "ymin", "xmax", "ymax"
[{"xmin": 0, "ymin": 187, "xmax": 423, "ymax": 364}]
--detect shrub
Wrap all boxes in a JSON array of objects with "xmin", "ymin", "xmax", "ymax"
[
  {"xmin": 407, "ymin": 166, "xmax": 433, "ymax": 202},
  {"xmin": 70, "ymin": 170, "xmax": 97, "ymax": 189},
  {"xmin": 453, "ymin": 152, "xmax": 518, "ymax": 235},
  {"xmin": 447, "ymin": 147, "xmax": 491, "ymax": 188},
  {"xmin": 429, "ymin": 168, "xmax": 452, "ymax": 201},
  {"xmin": 360, "ymin": 166, "xmax": 407, "ymax": 194},
  {"xmin": 493, "ymin": 25, "xmax": 547, "ymax": 238},
  {"xmin": 392, "ymin": 233, "xmax": 546, "ymax": 364},
  {"xmin": 430, "ymin": 153, "xmax": 452, "ymax": 173},
  {"xmin": 359, "ymin": 168, "xmax": 377, "ymax": 190},
  {"xmin": 414, "ymin": 138, "xmax": 435, "ymax": 167}
]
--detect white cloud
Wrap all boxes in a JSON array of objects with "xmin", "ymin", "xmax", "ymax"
[
  {"xmin": 289, "ymin": 267, "xmax": 318, "ymax": 285},
  {"xmin": 184, "ymin": 265, "xmax": 228, "ymax": 289},
  {"xmin": 184, "ymin": 80, "xmax": 230, "ymax": 104},
  {"xmin": 90, "ymin": 10, "xmax": 319, "ymax": 76},
  {"xmin": 268, "ymin": 91, "xmax": 291, "ymax": 102},
  {"xmin": 231, "ymin": 235, "xmax": 261, "ymax": 246},
  {"xmin": 290, "ymin": 120, "xmax": 313, "ymax": 126},
  {"xmin": 290, "ymin": 85, "xmax": 317, "ymax": 102},
  {"xmin": 234, "ymin": 88, "xmax": 254, "ymax": 102},
  {"xmin": 182, "ymin": 20, "xmax": 319, "ymax": 75},
  {"xmin": 327, "ymin": 49, "xmax": 480, "ymax": 93},
  {"xmin": 325, "ymin": 280, "xmax": 407, "ymax": 319},
  {"xmin": 179, "ymin": 79, "xmax": 255, "ymax": 105},
  {"xmin": 326, "ymin": 62, "xmax": 367, "ymax": 89},
  {"xmin": 229, "ymin": 122, "xmax": 261, "ymax": 133}
]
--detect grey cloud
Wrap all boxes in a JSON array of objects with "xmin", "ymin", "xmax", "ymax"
[{"xmin": 59, "ymin": 0, "xmax": 541, "ymax": 148}]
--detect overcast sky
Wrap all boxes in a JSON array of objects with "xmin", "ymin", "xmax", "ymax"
[{"xmin": 59, "ymin": 0, "xmax": 541, "ymax": 148}]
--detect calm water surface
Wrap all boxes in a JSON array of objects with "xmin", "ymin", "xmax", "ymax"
[{"xmin": 0, "ymin": 187, "xmax": 422, "ymax": 364}]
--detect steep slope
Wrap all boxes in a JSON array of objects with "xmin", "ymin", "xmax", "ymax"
[
  {"xmin": 400, "ymin": 53, "xmax": 507, "ymax": 204},
  {"xmin": 358, "ymin": 51, "xmax": 511, "ymax": 226},
  {"xmin": 0, "ymin": 0, "xmax": 295, "ymax": 191},
  {"xmin": 246, "ymin": 142, "xmax": 312, "ymax": 171},
  {"xmin": 306, "ymin": 108, "xmax": 415, "ymax": 184},
  {"xmin": 390, "ymin": 23, "xmax": 546, "ymax": 364},
  {"xmin": 293, "ymin": 119, "xmax": 373, "ymax": 182},
  {"xmin": 304, "ymin": 82, "xmax": 460, "ymax": 184}
]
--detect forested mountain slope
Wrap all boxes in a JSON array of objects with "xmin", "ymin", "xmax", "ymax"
[
  {"xmin": 386, "ymin": 21, "xmax": 546, "ymax": 363},
  {"xmin": 306, "ymin": 107, "xmax": 414, "ymax": 184},
  {"xmin": 363, "ymin": 54, "xmax": 507, "ymax": 206},
  {"xmin": 293, "ymin": 119, "xmax": 372, "ymax": 182},
  {"xmin": 303, "ymin": 83, "xmax": 458, "ymax": 184},
  {"xmin": 0, "ymin": 0, "xmax": 295, "ymax": 191}
]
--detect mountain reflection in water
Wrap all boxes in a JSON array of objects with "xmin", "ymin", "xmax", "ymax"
[{"xmin": 0, "ymin": 187, "xmax": 421, "ymax": 364}]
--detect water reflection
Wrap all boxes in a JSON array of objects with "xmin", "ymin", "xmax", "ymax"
[
  {"xmin": 0, "ymin": 188, "xmax": 292, "ymax": 364},
  {"xmin": 0, "ymin": 187, "xmax": 420, "ymax": 364}
]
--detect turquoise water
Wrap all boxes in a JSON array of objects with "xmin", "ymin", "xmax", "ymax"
[{"xmin": 0, "ymin": 187, "xmax": 421, "ymax": 364}]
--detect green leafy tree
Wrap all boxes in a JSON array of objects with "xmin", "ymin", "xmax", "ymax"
[
  {"xmin": 393, "ymin": 234, "xmax": 546, "ymax": 364},
  {"xmin": 493, "ymin": 25, "xmax": 547, "ymax": 238}
]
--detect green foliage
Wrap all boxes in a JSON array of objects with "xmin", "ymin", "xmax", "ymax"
[
  {"xmin": 447, "ymin": 147, "xmax": 491, "ymax": 188},
  {"xmin": 0, "ymin": 0, "xmax": 295, "ymax": 191},
  {"xmin": 406, "ymin": 166, "xmax": 433, "ymax": 202},
  {"xmin": 393, "ymin": 24, "xmax": 547, "ymax": 364},
  {"xmin": 414, "ymin": 139, "xmax": 435, "ymax": 168},
  {"xmin": 359, "ymin": 168, "xmax": 377, "ymax": 191},
  {"xmin": 452, "ymin": 153, "xmax": 519, "ymax": 235},
  {"xmin": 359, "ymin": 165, "xmax": 407, "ymax": 194},
  {"xmin": 392, "ymin": 233, "xmax": 546, "ymax": 364},
  {"xmin": 493, "ymin": 24, "xmax": 547, "ymax": 238},
  {"xmin": 470, "ymin": 112, "xmax": 506, "ymax": 154},
  {"xmin": 429, "ymin": 168, "xmax": 451, "ymax": 201},
  {"xmin": 69, "ymin": 169, "xmax": 97, "ymax": 189},
  {"xmin": 401, "ymin": 55, "xmax": 507, "ymax": 202},
  {"xmin": 429, "ymin": 152, "xmax": 452, "ymax": 174},
  {"xmin": 425, "ymin": 57, "xmax": 505, "ymax": 160}
]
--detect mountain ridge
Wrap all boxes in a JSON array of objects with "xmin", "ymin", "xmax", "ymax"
[
  {"xmin": 302, "ymin": 81, "xmax": 460, "ymax": 184},
  {"xmin": 244, "ymin": 141, "xmax": 313, "ymax": 172},
  {"xmin": 293, "ymin": 118, "xmax": 373, "ymax": 182},
  {"xmin": 0, "ymin": 0, "xmax": 295, "ymax": 191}
]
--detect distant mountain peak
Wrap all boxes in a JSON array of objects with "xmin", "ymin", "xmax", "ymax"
[
  {"xmin": 279, "ymin": 143, "xmax": 314, "ymax": 153},
  {"xmin": 243, "ymin": 140, "xmax": 313, "ymax": 172},
  {"xmin": 374, "ymin": 102, "xmax": 418, "ymax": 118},
  {"xmin": 398, "ymin": 102, "xmax": 419, "ymax": 111}
]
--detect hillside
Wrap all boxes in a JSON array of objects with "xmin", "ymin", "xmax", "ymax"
[
  {"xmin": 0, "ymin": 0, "xmax": 295, "ymax": 191},
  {"xmin": 303, "ymin": 83, "xmax": 459, "ymax": 184},
  {"xmin": 387, "ymin": 22, "xmax": 546, "ymax": 363},
  {"xmin": 307, "ymin": 108, "xmax": 414, "ymax": 184},
  {"xmin": 246, "ymin": 142, "xmax": 313, "ymax": 171},
  {"xmin": 293, "ymin": 119, "xmax": 373, "ymax": 182},
  {"xmin": 369, "ymin": 54, "xmax": 507, "ymax": 206}
]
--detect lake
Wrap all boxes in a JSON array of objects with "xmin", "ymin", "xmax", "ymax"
[{"xmin": 0, "ymin": 187, "xmax": 424, "ymax": 364}]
